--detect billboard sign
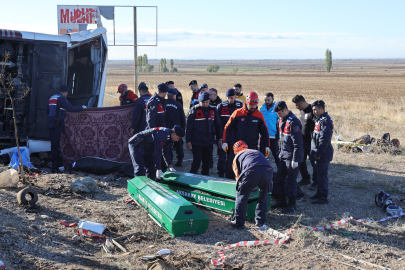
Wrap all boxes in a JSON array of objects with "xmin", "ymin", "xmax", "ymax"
[{"xmin": 57, "ymin": 5, "xmax": 100, "ymax": 35}]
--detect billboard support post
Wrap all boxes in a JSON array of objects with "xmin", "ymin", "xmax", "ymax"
[{"xmin": 133, "ymin": 7, "xmax": 138, "ymax": 95}]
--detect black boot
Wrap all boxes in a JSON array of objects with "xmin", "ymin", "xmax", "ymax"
[
  {"xmin": 175, "ymin": 159, "xmax": 183, "ymax": 167},
  {"xmin": 281, "ymin": 198, "xmax": 296, "ymax": 214},
  {"xmin": 309, "ymin": 182, "xmax": 318, "ymax": 191},
  {"xmin": 310, "ymin": 192, "xmax": 322, "ymax": 200},
  {"xmin": 298, "ymin": 177, "xmax": 311, "ymax": 187},
  {"xmin": 297, "ymin": 186, "xmax": 305, "ymax": 201},
  {"xmin": 311, "ymin": 196, "xmax": 328, "ymax": 204},
  {"xmin": 271, "ymin": 196, "xmax": 287, "ymax": 209}
]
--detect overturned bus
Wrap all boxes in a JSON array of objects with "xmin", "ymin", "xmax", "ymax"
[{"xmin": 0, "ymin": 27, "xmax": 108, "ymax": 151}]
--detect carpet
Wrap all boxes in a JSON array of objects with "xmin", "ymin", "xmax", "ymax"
[{"xmin": 60, "ymin": 104, "xmax": 135, "ymax": 167}]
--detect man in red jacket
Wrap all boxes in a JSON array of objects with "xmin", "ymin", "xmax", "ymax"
[
  {"xmin": 222, "ymin": 91, "xmax": 271, "ymax": 179},
  {"xmin": 118, "ymin": 84, "xmax": 138, "ymax": 105}
]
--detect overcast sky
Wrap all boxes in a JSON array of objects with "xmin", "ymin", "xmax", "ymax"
[{"xmin": 2, "ymin": 0, "xmax": 405, "ymax": 60}]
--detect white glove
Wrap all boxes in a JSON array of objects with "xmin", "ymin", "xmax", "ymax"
[
  {"xmin": 156, "ymin": 170, "xmax": 164, "ymax": 179},
  {"xmin": 292, "ymin": 161, "xmax": 299, "ymax": 169},
  {"xmin": 82, "ymin": 105, "xmax": 87, "ymax": 109},
  {"xmin": 222, "ymin": 143, "xmax": 228, "ymax": 152},
  {"xmin": 265, "ymin": 147, "xmax": 270, "ymax": 157},
  {"xmin": 168, "ymin": 167, "xmax": 176, "ymax": 172},
  {"xmin": 285, "ymin": 160, "xmax": 291, "ymax": 168}
]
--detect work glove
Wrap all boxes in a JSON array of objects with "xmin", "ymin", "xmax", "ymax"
[
  {"xmin": 222, "ymin": 143, "xmax": 228, "ymax": 152},
  {"xmin": 285, "ymin": 160, "xmax": 291, "ymax": 168},
  {"xmin": 265, "ymin": 147, "xmax": 270, "ymax": 157},
  {"xmin": 156, "ymin": 170, "xmax": 164, "ymax": 179},
  {"xmin": 292, "ymin": 161, "xmax": 299, "ymax": 169},
  {"xmin": 168, "ymin": 167, "xmax": 176, "ymax": 172},
  {"xmin": 82, "ymin": 105, "xmax": 87, "ymax": 109}
]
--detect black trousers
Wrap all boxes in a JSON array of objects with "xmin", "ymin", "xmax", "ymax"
[
  {"xmin": 299, "ymin": 143, "xmax": 317, "ymax": 184},
  {"xmin": 49, "ymin": 127, "xmax": 62, "ymax": 169},
  {"xmin": 172, "ymin": 138, "xmax": 184, "ymax": 161},
  {"xmin": 190, "ymin": 144, "xmax": 213, "ymax": 175}
]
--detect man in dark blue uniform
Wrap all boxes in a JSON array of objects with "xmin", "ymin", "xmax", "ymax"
[
  {"xmin": 231, "ymin": 141, "xmax": 273, "ymax": 229},
  {"xmin": 146, "ymin": 83, "xmax": 177, "ymax": 129},
  {"xmin": 292, "ymin": 95, "xmax": 317, "ymax": 190},
  {"xmin": 166, "ymin": 81, "xmax": 183, "ymax": 107},
  {"xmin": 166, "ymin": 91, "xmax": 186, "ymax": 167},
  {"xmin": 128, "ymin": 125, "xmax": 185, "ymax": 180},
  {"xmin": 130, "ymin": 82, "xmax": 151, "ymax": 135},
  {"xmin": 309, "ymin": 100, "xmax": 334, "ymax": 204},
  {"xmin": 270, "ymin": 101, "xmax": 304, "ymax": 213},
  {"xmin": 216, "ymin": 89, "xmax": 243, "ymax": 177},
  {"xmin": 186, "ymin": 92, "xmax": 223, "ymax": 175},
  {"xmin": 189, "ymin": 80, "xmax": 200, "ymax": 108},
  {"xmin": 47, "ymin": 85, "xmax": 85, "ymax": 173}
]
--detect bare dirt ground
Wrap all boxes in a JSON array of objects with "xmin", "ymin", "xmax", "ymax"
[{"xmin": 1, "ymin": 59, "xmax": 405, "ymax": 270}]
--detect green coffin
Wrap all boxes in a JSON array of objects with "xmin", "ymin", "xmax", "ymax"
[
  {"xmin": 159, "ymin": 172, "xmax": 271, "ymax": 220},
  {"xmin": 127, "ymin": 177, "xmax": 210, "ymax": 237}
]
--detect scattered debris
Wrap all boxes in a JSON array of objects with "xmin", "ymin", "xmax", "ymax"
[
  {"xmin": 72, "ymin": 235, "xmax": 80, "ymax": 243},
  {"xmin": 69, "ymin": 177, "xmax": 99, "ymax": 193},
  {"xmin": 157, "ymin": 249, "xmax": 171, "ymax": 256},
  {"xmin": 342, "ymin": 232, "xmax": 355, "ymax": 236},
  {"xmin": 0, "ymin": 229, "xmax": 7, "ymax": 234},
  {"xmin": 147, "ymin": 258, "xmax": 177, "ymax": 270},
  {"xmin": 0, "ymin": 168, "xmax": 19, "ymax": 188},
  {"xmin": 60, "ymin": 221, "xmax": 78, "ymax": 227}
]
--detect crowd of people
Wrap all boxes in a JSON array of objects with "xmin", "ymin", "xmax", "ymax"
[{"xmin": 46, "ymin": 80, "xmax": 334, "ymax": 229}]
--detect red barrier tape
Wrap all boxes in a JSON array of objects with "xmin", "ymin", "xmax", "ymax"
[
  {"xmin": 211, "ymin": 211, "xmax": 405, "ymax": 266},
  {"xmin": 60, "ymin": 221, "xmax": 78, "ymax": 227}
]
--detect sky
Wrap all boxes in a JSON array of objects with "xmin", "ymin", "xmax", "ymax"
[{"xmin": 1, "ymin": 0, "xmax": 405, "ymax": 60}]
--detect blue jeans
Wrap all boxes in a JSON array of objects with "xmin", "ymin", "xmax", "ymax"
[{"xmin": 235, "ymin": 166, "xmax": 273, "ymax": 226}]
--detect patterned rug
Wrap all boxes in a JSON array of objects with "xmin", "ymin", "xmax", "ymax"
[{"xmin": 60, "ymin": 104, "xmax": 135, "ymax": 167}]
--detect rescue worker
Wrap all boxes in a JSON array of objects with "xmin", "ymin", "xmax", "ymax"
[
  {"xmin": 47, "ymin": 85, "xmax": 86, "ymax": 173},
  {"xmin": 270, "ymin": 101, "xmax": 304, "ymax": 213},
  {"xmin": 199, "ymin": 83, "xmax": 209, "ymax": 93},
  {"xmin": 222, "ymin": 91, "xmax": 270, "ymax": 179},
  {"xmin": 146, "ymin": 83, "xmax": 176, "ymax": 129},
  {"xmin": 209, "ymin": 88, "xmax": 222, "ymax": 107},
  {"xmin": 118, "ymin": 84, "xmax": 138, "ymax": 105},
  {"xmin": 309, "ymin": 100, "xmax": 334, "ymax": 204},
  {"xmin": 186, "ymin": 92, "xmax": 223, "ymax": 175},
  {"xmin": 292, "ymin": 95, "xmax": 317, "ymax": 190},
  {"xmin": 189, "ymin": 80, "xmax": 200, "ymax": 108},
  {"xmin": 234, "ymin": 83, "xmax": 246, "ymax": 105},
  {"xmin": 166, "ymin": 80, "xmax": 183, "ymax": 107},
  {"xmin": 166, "ymin": 91, "xmax": 186, "ymax": 167},
  {"xmin": 130, "ymin": 82, "xmax": 151, "ymax": 135},
  {"xmin": 216, "ymin": 89, "xmax": 243, "ymax": 177},
  {"xmin": 260, "ymin": 92, "xmax": 280, "ymax": 167},
  {"xmin": 231, "ymin": 141, "xmax": 273, "ymax": 229},
  {"xmin": 128, "ymin": 125, "xmax": 185, "ymax": 180}
]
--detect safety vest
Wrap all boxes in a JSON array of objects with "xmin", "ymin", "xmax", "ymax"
[{"xmin": 194, "ymin": 105, "xmax": 216, "ymax": 134}]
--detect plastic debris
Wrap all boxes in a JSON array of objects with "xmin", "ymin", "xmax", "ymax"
[
  {"xmin": 78, "ymin": 220, "xmax": 106, "ymax": 235},
  {"xmin": 157, "ymin": 249, "xmax": 171, "ymax": 256},
  {"xmin": 0, "ymin": 169, "xmax": 19, "ymax": 188},
  {"xmin": 60, "ymin": 221, "xmax": 78, "ymax": 227}
]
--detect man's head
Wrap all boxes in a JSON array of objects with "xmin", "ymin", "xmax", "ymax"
[
  {"xmin": 198, "ymin": 92, "xmax": 210, "ymax": 107},
  {"xmin": 60, "ymin": 85, "xmax": 70, "ymax": 98},
  {"xmin": 171, "ymin": 125, "xmax": 185, "ymax": 142},
  {"xmin": 209, "ymin": 88, "xmax": 217, "ymax": 101},
  {"xmin": 264, "ymin": 92, "xmax": 274, "ymax": 107},
  {"xmin": 246, "ymin": 91, "xmax": 259, "ymax": 112},
  {"xmin": 292, "ymin": 95, "xmax": 308, "ymax": 110},
  {"xmin": 138, "ymin": 82, "xmax": 149, "ymax": 95},
  {"xmin": 312, "ymin": 100, "xmax": 325, "ymax": 117},
  {"xmin": 233, "ymin": 140, "xmax": 248, "ymax": 154},
  {"xmin": 274, "ymin": 101, "xmax": 289, "ymax": 118},
  {"xmin": 226, "ymin": 89, "xmax": 236, "ymax": 104},
  {"xmin": 117, "ymin": 84, "xmax": 128, "ymax": 96},
  {"xmin": 199, "ymin": 83, "xmax": 208, "ymax": 93},
  {"xmin": 189, "ymin": 80, "xmax": 198, "ymax": 91},
  {"xmin": 167, "ymin": 92, "xmax": 176, "ymax": 100},
  {"xmin": 157, "ymin": 83, "xmax": 177, "ymax": 98},
  {"xmin": 166, "ymin": 81, "xmax": 174, "ymax": 89},
  {"xmin": 234, "ymin": 83, "xmax": 242, "ymax": 95}
]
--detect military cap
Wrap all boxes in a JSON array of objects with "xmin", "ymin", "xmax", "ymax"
[
  {"xmin": 226, "ymin": 89, "xmax": 236, "ymax": 97},
  {"xmin": 174, "ymin": 125, "xmax": 185, "ymax": 137},
  {"xmin": 138, "ymin": 82, "xmax": 148, "ymax": 91},
  {"xmin": 166, "ymin": 81, "xmax": 174, "ymax": 85},
  {"xmin": 60, "ymin": 85, "xmax": 70, "ymax": 93},
  {"xmin": 274, "ymin": 101, "xmax": 287, "ymax": 112},
  {"xmin": 157, "ymin": 83, "xmax": 169, "ymax": 93},
  {"xmin": 189, "ymin": 80, "xmax": 198, "ymax": 86},
  {"xmin": 312, "ymin": 100, "xmax": 325, "ymax": 107},
  {"xmin": 200, "ymin": 83, "xmax": 208, "ymax": 89},
  {"xmin": 198, "ymin": 92, "xmax": 210, "ymax": 102}
]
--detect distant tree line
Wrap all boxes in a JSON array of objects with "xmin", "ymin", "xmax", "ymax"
[
  {"xmin": 137, "ymin": 54, "xmax": 154, "ymax": 73},
  {"xmin": 159, "ymin": 58, "xmax": 178, "ymax": 73}
]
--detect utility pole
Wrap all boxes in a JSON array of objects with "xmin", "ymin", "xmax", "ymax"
[{"xmin": 133, "ymin": 7, "xmax": 138, "ymax": 95}]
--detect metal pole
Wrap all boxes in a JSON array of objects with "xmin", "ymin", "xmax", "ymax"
[{"xmin": 133, "ymin": 7, "xmax": 138, "ymax": 95}]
